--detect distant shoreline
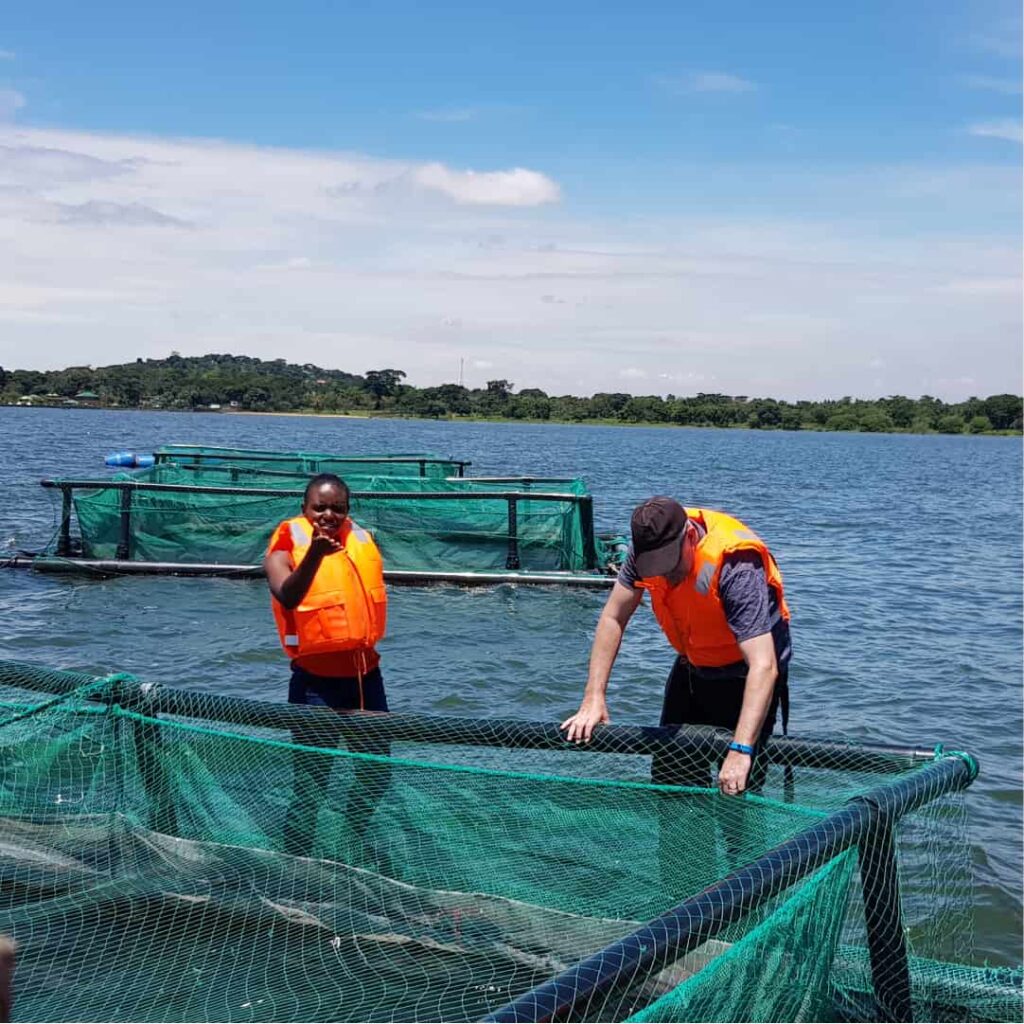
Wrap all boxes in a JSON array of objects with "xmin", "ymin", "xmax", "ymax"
[
  {"xmin": 5, "ymin": 353, "xmax": 1020, "ymax": 435},
  {"xmin": 4, "ymin": 403, "xmax": 1020, "ymax": 437}
]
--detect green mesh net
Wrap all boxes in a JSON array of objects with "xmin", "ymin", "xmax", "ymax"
[
  {"xmin": 625, "ymin": 851, "xmax": 857, "ymax": 1022},
  {"xmin": 154, "ymin": 446, "xmax": 471, "ymax": 478},
  {"xmin": 54, "ymin": 473, "xmax": 609, "ymax": 573},
  {"xmin": 0, "ymin": 661, "xmax": 1019, "ymax": 1023}
]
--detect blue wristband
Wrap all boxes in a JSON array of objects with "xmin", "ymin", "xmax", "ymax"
[{"xmin": 728, "ymin": 741, "xmax": 756, "ymax": 757}]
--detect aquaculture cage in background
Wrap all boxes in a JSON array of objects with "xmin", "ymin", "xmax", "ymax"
[
  {"xmin": 37, "ymin": 475, "xmax": 618, "ymax": 577},
  {"xmin": 152, "ymin": 444, "xmax": 472, "ymax": 478},
  {"xmin": 131, "ymin": 462, "xmax": 589, "ymax": 496},
  {"xmin": 0, "ymin": 660, "xmax": 1019, "ymax": 1024}
]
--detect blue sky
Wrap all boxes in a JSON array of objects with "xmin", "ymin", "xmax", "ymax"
[{"xmin": 0, "ymin": 0, "xmax": 1020, "ymax": 399}]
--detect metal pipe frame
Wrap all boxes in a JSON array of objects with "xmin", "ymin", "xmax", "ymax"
[
  {"xmin": 41, "ymin": 478, "xmax": 584, "ymax": 503},
  {"xmin": 0, "ymin": 660, "xmax": 937, "ymax": 773},
  {"xmin": 153, "ymin": 451, "xmax": 471, "ymax": 472},
  {"xmin": 164, "ymin": 463, "xmax": 503, "ymax": 484}
]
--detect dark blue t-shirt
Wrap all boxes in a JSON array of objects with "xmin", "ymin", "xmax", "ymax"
[{"xmin": 618, "ymin": 539, "xmax": 792, "ymax": 678}]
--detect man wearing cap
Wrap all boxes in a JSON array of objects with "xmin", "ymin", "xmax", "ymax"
[{"xmin": 562, "ymin": 497, "xmax": 791, "ymax": 796}]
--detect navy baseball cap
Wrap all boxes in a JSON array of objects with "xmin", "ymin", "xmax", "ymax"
[{"xmin": 631, "ymin": 497, "xmax": 688, "ymax": 578}]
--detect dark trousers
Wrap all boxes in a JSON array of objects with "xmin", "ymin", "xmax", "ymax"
[
  {"xmin": 651, "ymin": 657, "xmax": 790, "ymax": 890},
  {"xmin": 283, "ymin": 665, "xmax": 392, "ymax": 857},
  {"xmin": 652, "ymin": 656, "xmax": 788, "ymax": 791}
]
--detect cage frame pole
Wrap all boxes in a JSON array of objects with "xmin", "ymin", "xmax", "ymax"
[
  {"xmin": 482, "ymin": 753, "xmax": 974, "ymax": 1023},
  {"xmin": 506, "ymin": 497, "xmax": 521, "ymax": 570},
  {"xmin": 116, "ymin": 487, "xmax": 133, "ymax": 560},
  {"xmin": 858, "ymin": 816, "xmax": 913, "ymax": 1022},
  {"xmin": 57, "ymin": 485, "xmax": 73, "ymax": 557}
]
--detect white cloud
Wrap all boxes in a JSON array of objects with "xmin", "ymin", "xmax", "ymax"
[
  {"xmin": 412, "ymin": 163, "xmax": 559, "ymax": 206},
  {"xmin": 968, "ymin": 119, "xmax": 1024, "ymax": 143},
  {"xmin": 0, "ymin": 124, "xmax": 1018, "ymax": 402},
  {"xmin": 655, "ymin": 71, "xmax": 756, "ymax": 95},
  {"xmin": 0, "ymin": 88, "xmax": 25, "ymax": 120}
]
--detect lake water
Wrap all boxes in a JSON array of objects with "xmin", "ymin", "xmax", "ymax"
[{"xmin": 0, "ymin": 406, "xmax": 1021, "ymax": 965}]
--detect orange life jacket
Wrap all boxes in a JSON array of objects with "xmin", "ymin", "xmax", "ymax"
[
  {"xmin": 270, "ymin": 516, "xmax": 387, "ymax": 661},
  {"xmin": 637, "ymin": 507, "xmax": 790, "ymax": 668}
]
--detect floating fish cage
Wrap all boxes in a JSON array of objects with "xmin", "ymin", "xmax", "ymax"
[
  {"xmin": 0, "ymin": 659, "xmax": 1019, "ymax": 1023},
  {"xmin": 152, "ymin": 444, "xmax": 472, "ymax": 478},
  {"xmin": 20, "ymin": 471, "xmax": 623, "ymax": 586},
  {"xmin": 4, "ymin": 445, "xmax": 625, "ymax": 585}
]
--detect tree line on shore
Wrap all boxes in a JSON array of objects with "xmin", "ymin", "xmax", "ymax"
[{"xmin": 2, "ymin": 353, "xmax": 1021, "ymax": 434}]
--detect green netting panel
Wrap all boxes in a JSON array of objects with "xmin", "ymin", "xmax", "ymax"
[
  {"xmin": 59, "ymin": 479, "xmax": 605, "ymax": 572},
  {"xmin": 0, "ymin": 685, "xmax": 832, "ymax": 1023},
  {"xmin": 831, "ymin": 948, "xmax": 1024, "ymax": 1023},
  {"xmin": 624, "ymin": 851, "xmax": 857, "ymax": 1023},
  {"xmin": 0, "ymin": 662, "xmax": 1011, "ymax": 1024},
  {"xmin": 155, "ymin": 445, "xmax": 468, "ymax": 478},
  {"xmin": 134, "ymin": 465, "xmax": 589, "ymax": 497}
]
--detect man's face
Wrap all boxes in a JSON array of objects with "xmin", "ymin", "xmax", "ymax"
[{"xmin": 303, "ymin": 483, "xmax": 349, "ymax": 536}]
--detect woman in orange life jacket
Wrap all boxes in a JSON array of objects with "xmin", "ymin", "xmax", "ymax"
[
  {"xmin": 561, "ymin": 496, "xmax": 791, "ymax": 798},
  {"xmin": 264, "ymin": 473, "xmax": 391, "ymax": 859}
]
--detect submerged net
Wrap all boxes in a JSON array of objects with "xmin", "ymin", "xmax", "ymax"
[
  {"xmin": 0, "ymin": 661, "xmax": 1019, "ymax": 1023},
  {"xmin": 53, "ymin": 473, "xmax": 611, "ymax": 573}
]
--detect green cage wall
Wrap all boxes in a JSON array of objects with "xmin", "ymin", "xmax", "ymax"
[
  {"xmin": 43, "ymin": 475, "xmax": 615, "ymax": 575},
  {"xmin": 0, "ymin": 661, "xmax": 1019, "ymax": 1023},
  {"xmin": 154, "ymin": 445, "xmax": 471, "ymax": 478}
]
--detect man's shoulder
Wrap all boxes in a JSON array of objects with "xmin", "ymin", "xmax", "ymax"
[{"xmin": 616, "ymin": 544, "xmax": 639, "ymax": 589}]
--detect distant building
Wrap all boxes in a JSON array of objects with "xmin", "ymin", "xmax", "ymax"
[{"xmin": 74, "ymin": 390, "xmax": 100, "ymax": 406}]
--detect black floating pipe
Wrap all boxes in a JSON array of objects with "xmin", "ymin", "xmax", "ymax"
[
  {"xmin": 483, "ymin": 753, "xmax": 975, "ymax": 1023},
  {"xmin": 460, "ymin": 475, "xmax": 581, "ymax": 483},
  {"xmin": 0, "ymin": 660, "xmax": 938, "ymax": 774},
  {"xmin": 8, "ymin": 556, "xmax": 616, "ymax": 589}
]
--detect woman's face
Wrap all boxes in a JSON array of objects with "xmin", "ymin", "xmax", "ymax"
[{"xmin": 303, "ymin": 482, "xmax": 349, "ymax": 536}]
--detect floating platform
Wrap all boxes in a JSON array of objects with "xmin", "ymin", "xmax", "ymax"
[{"xmin": 4, "ymin": 553, "xmax": 617, "ymax": 588}]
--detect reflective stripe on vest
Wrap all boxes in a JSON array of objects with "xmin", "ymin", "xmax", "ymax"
[{"xmin": 638, "ymin": 507, "xmax": 790, "ymax": 668}]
